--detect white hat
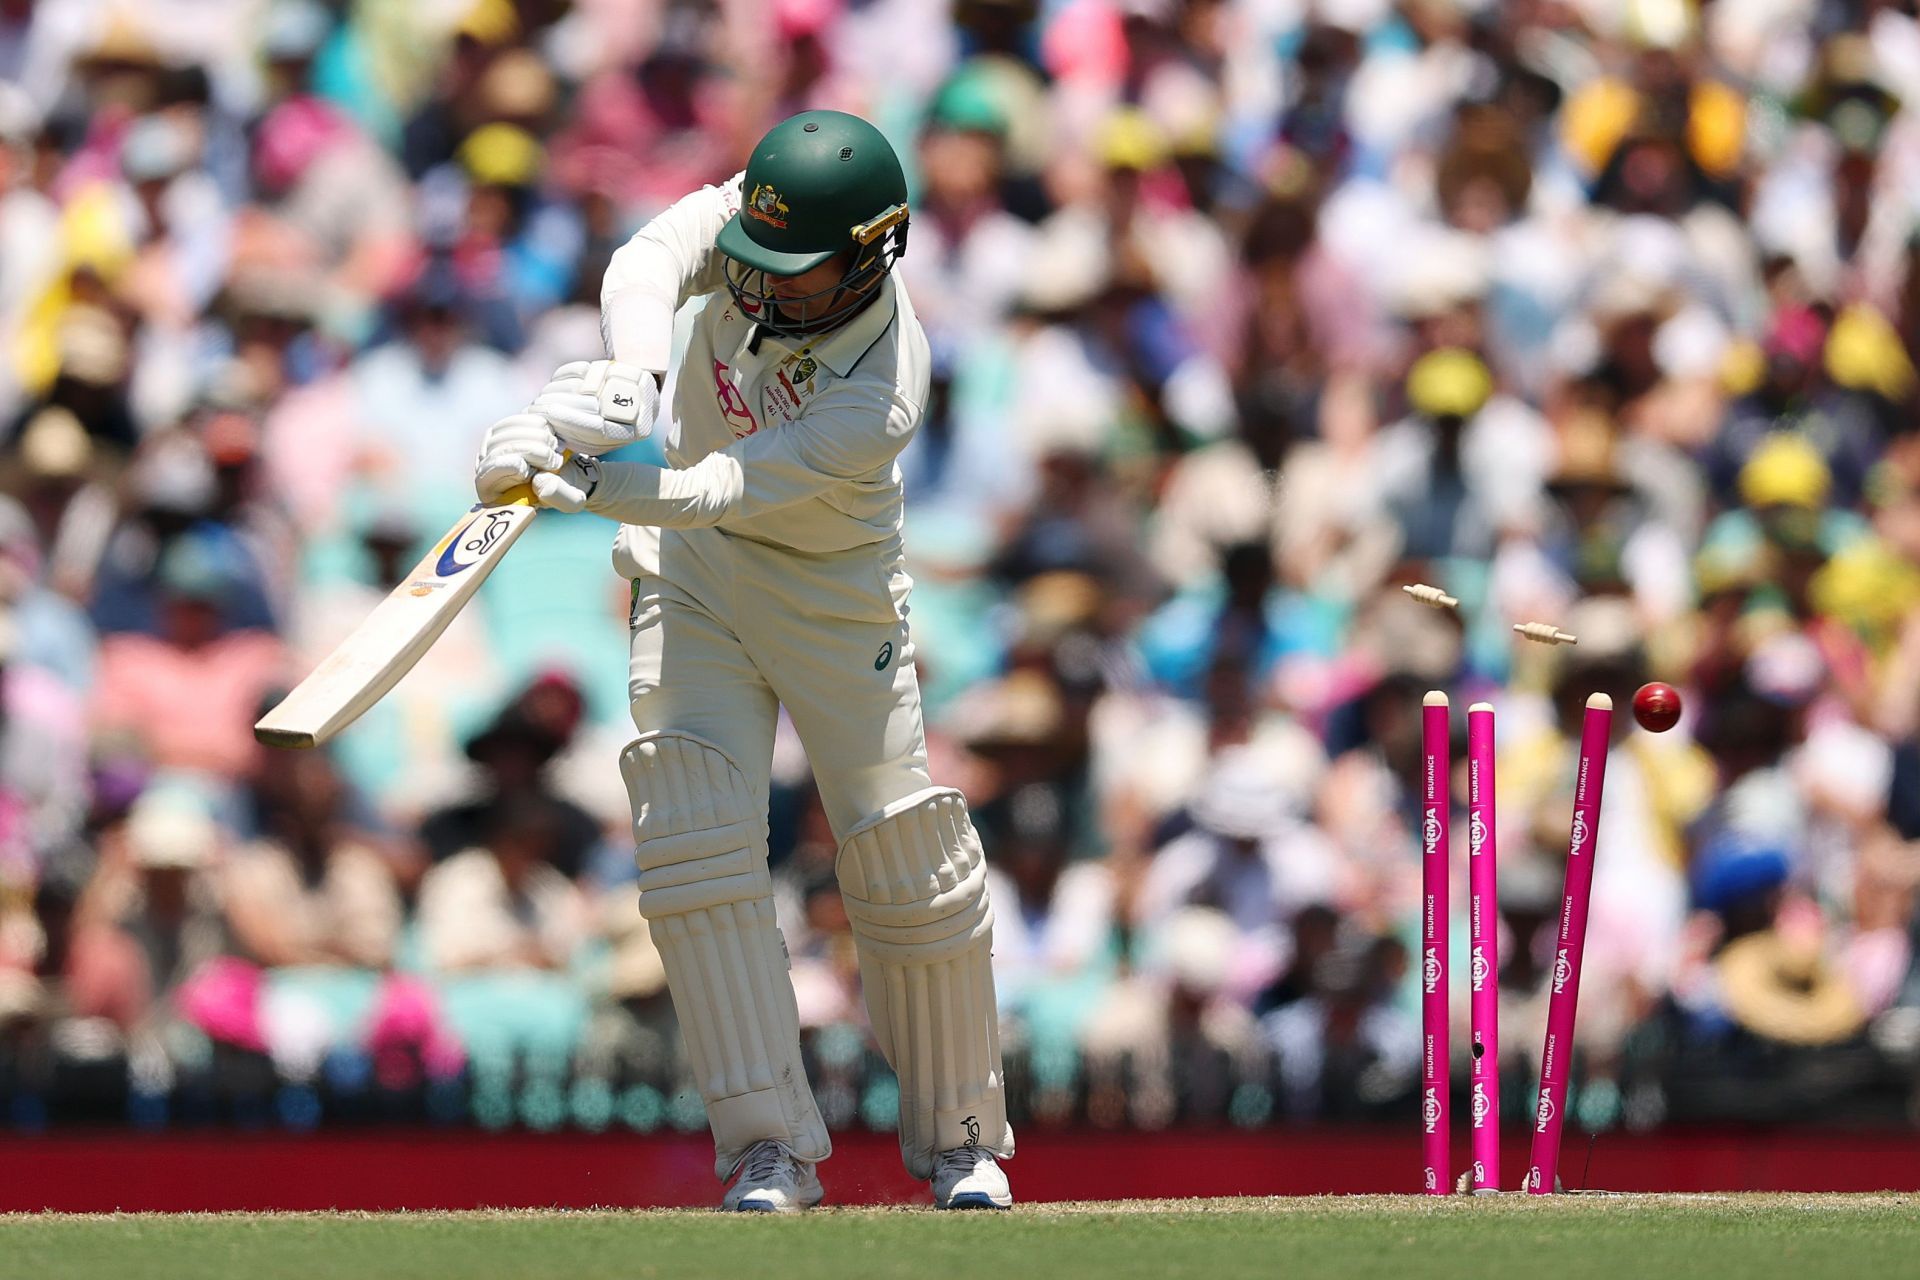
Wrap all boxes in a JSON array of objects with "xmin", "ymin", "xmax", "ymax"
[
  {"xmin": 127, "ymin": 781, "xmax": 221, "ymax": 870},
  {"xmin": 1151, "ymin": 906, "xmax": 1240, "ymax": 992},
  {"xmin": 121, "ymin": 114, "xmax": 196, "ymax": 183},
  {"xmin": 1190, "ymin": 748, "xmax": 1290, "ymax": 840},
  {"xmin": 1392, "ymin": 229, "xmax": 1490, "ymax": 318},
  {"xmin": 0, "ymin": 83, "xmax": 37, "ymax": 145}
]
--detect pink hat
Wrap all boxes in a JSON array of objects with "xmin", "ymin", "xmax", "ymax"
[
  {"xmin": 1764, "ymin": 306, "xmax": 1827, "ymax": 366},
  {"xmin": 776, "ymin": 0, "xmax": 842, "ymax": 40},
  {"xmin": 253, "ymin": 96, "xmax": 351, "ymax": 192}
]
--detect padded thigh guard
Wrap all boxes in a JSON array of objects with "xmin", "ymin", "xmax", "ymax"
[
  {"xmin": 837, "ymin": 788, "xmax": 1012, "ymax": 1179},
  {"xmin": 622, "ymin": 732, "xmax": 829, "ymax": 1178}
]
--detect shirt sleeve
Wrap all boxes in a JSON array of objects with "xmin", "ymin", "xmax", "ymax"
[
  {"xmin": 582, "ymin": 378, "xmax": 922, "ymax": 528},
  {"xmin": 600, "ymin": 174, "xmax": 745, "ymax": 372}
]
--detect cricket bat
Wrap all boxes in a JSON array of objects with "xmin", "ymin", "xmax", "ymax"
[{"xmin": 254, "ymin": 491, "xmax": 541, "ymax": 749}]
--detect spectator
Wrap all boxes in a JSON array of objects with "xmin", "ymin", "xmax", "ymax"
[
  {"xmin": 419, "ymin": 673, "xmax": 602, "ymax": 879},
  {"xmin": 1263, "ymin": 932, "xmax": 1418, "ymax": 1121},
  {"xmin": 64, "ymin": 779, "xmax": 226, "ymax": 1039},
  {"xmin": 416, "ymin": 795, "xmax": 585, "ymax": 975},
  {"xmin": 1137, "ymin": 746, "xmax": 1341, "ymax": 1001},
  {"xmin": 345, "ymin": 262, "xmax": 532, "ymax": 516},
  {"xmin": 1083, "ymin": 906, "xmax": 1263, "ymax": 1129},
  {"xmin": 983, "ymin": 780, "xmax": 1118, "ymax": 1049},
  {"xmin": 223, "ymin": 752, "xmax": 402, "ymax": 971},
  {"xmin": 0, "ymin": 603, "xmax": 89, "ymax": 878},
  {"xmin": 90, "ymin": 535, "xmax": 285, "ymax": 781}
]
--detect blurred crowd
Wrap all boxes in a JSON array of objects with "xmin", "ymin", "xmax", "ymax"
[{"xmin": 4, "ymin": 0, "xmax": 1920, "ymax": 1136}]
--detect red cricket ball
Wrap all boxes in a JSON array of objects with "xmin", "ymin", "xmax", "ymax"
[{"xmin": 1633, "ymin": 681, "xmax": 1682, "ymax": 733}]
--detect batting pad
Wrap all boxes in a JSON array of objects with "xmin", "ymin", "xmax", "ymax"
[
  {"xmin": 621, "ymin": 732, "xmax": 829, "ymax": 1178},
  {"xmin": 837, "ymin": 788, "xmax": 1012, "ymax": 1179}
]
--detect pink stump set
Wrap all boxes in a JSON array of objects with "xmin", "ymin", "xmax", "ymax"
[{"xmin": 1420, "ymin": 691, "xmax": 1613, "ymax": 1196}]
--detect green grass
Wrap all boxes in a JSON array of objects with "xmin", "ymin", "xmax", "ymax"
[{"xmin": 4, "ymin": 1195, "xmax": 1917, "ymax": 1280}]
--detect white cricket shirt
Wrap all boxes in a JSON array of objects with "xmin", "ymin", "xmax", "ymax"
[{"xmin": 587, "ymin": 174, "xmax": 932, "ymax": 567}]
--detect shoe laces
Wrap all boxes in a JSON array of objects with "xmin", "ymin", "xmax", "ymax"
[
  {"xmin": 934, "ymin": 1146, "xmax": 991, "ymax": 1179},
  {"xmin": 738, "ymin": 1141, "xmax": 792, "ymax": 1185}
]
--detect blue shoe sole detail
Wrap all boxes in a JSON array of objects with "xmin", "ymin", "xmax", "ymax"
[
  {"xmin": 940, "ymin": 1192, "xmax": 1012, "ymax": 1211},
  {"xmin": 727, "ymin": 1192, "xmax": 824, "ymax": 1212}
]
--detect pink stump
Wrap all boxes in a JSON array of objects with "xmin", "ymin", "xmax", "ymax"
[
  {"xmin": 1467, "ymin": 702, "xmax": 1499, "ymax": 1192},
  {"xmin": 1420, "ymin": 691, "xmax": 1450, "ymax": 1195},
  {"xmin": 1525, "ymin": 693, "xmax": 1613, "ymax": 1194}
]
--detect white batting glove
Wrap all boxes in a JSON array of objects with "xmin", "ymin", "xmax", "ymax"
[
  {"xmin": 533, "ymin": 359, "xmax": 657, "ymax": 454},
  {"xmin": 530, "ymin": 455, "xmax": 600, "ymax": 513},
  {"xmin": 475, "ymin": 412, "xmax": 566, "ymax": 502}
]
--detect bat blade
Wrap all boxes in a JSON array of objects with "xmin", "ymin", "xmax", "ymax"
[{"xmin": 254, "ymin": 495, "xmax": 540, "ymax": 749}]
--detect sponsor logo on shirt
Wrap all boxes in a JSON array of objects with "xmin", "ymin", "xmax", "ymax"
[{"xmin": 713, "ymin": 358, "xmax": 759, "ymax": 438}]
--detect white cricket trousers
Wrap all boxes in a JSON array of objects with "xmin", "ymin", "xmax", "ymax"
[{"xmin": 621, "ymin": 524, "xmax": 931, "ymax": 830}]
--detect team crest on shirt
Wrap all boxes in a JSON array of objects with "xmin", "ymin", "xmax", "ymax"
[
  {"xmin": 746, "ymin": 183, "xmax": 790, "ymax": 229},
  {"xmin": 761, "ymin": 347, "xmax": 825, "ymax": 423}
]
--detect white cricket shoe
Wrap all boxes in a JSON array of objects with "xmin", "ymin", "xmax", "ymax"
[
  {"xmin": 723, "ymin": 1140, "xmax": 824, "ymax": 1213},
  {"xmin": 931, "ymin": 1147, "xmax": 1012, "ymax": 1210}
]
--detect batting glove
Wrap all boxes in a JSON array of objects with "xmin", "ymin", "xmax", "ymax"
[
  {"xmin": 534, "ymin": 359, "xmax": 658, "ymax": 454},
  {"xmin": 475, "ymin": 412, "xmax": 566, "ymax": 502},
  {"xmin": 530, "ymin": 455, "xmax": 600, "ymax": 513}
]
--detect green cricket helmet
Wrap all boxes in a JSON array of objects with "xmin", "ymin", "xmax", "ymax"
[{"xmin": 716, "ymin": 110, "xmax": 910, "ymax": 338}]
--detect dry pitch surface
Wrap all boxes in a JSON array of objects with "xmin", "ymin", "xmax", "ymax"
[{"xmin": 3, "ymin": 1194, "xmax": 1916, "ymax": 1279}]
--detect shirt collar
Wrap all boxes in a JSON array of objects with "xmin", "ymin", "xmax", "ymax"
[{"xmin": 806, "ymin": 274, "xmax": 898, "ymax": 377}]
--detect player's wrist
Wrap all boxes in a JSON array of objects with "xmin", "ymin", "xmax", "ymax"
[{"xmin": 575, "ymin": 454, "xmax": 602, "ymax": 505}]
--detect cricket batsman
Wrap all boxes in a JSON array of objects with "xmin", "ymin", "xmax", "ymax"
[{"xmin": 471, "ymin": 111, "xmax": 1012, "ymax": 1211}]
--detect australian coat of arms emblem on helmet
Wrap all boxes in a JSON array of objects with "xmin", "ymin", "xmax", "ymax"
[{"xmin": 747, "ymin": 183, "xmax": 790, "ymax": 229}]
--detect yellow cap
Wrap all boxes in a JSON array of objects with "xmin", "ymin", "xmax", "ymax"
[
  {"xmin": 456, "ymin": 0, "xmax": 519, "ymax": 44},
  {"xmin": 1738, "ymin": 433, "xmax": 1831, "ymax": 510},
  {"xmin": 458, "ymin": 123, "xmax": 543, "ymax": 187},
  {"xmin": 1825, "ymin": 304, "xmax": 1916, "ymax": 401},
  {"xmin": 1097, "ymin": 109, "xmax": 1168, "ymax": 172},
  {"xmin": 1719, "ymin": 337, "xmax": 1766, "ymax": 396},
  {"xmin": 1811, "ymin": 537, "xmax": 1920, "ymax": 635},
  {"xmin": 1406, "ymin": 348, "xmax": 1493, "ymax": 419}
]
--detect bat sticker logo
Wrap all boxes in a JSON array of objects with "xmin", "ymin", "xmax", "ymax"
[{"xmin": 435, "ymin": 510, "xmax": 516, "ymax": 577}]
